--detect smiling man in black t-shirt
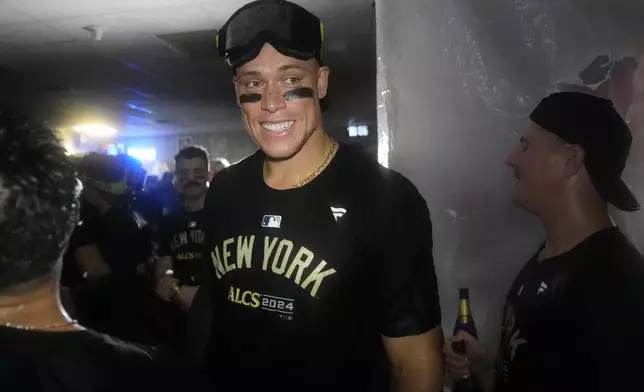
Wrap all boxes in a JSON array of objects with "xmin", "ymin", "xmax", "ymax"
[
  {"xmin": 444, "ymin": 92, "xmax": 644, "ymax": 391},
  {"xmin": 185, "ymin": 2, "xmax": 444, "ymax": 391}
]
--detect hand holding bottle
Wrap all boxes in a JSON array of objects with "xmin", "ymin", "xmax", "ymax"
[{"xmin": 443, "ymin": 331, "xmax": 489, "ymax": 379}]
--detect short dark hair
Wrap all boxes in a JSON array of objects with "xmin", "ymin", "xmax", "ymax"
[
  {"xmin": 174, "ymin": 145, "xmax": 210, "ymax": 169},
  {"xmin": 0, "ymin": 111, "xmax": 79, "ymax": 291}
]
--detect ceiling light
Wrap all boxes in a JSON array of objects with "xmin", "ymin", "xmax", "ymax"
[{"xmin": 73, "ymin": 124, "xmax": 118, "ymax": 137}]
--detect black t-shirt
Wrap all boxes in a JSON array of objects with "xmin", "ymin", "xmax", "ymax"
[
  {"xmin": 65, "ymin": 204, "xmax": 160, "ymax": 344},
  {"xmin": 158, "ymin": 209, "xmax": 204, "ymax": 286},
  {"xmin": 495, "ymin": 227, "xmax": 644, "ymax": 392},
  {"xmin": 195, "ymin": 144, "xmax": 441, "ymax": 392},
  {"xmin": 61, "ymin": 202, "xmax": 101, "ymax": 287},
  {"xmin": 73, "ymin": 204, "xmax": 152, "ymax": 279},
  {"xmin": 0, "ymin": 326, "xmax": 166, "ymax": 392}
]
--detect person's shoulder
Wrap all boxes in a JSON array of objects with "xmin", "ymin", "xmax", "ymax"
[
  {"xmin": 83, "ymin": 330, "xmax": 155, "ymax": 361},
  {"xmin": 0, "ymin": 329, "xmax": 163, "ymax": 391},
  {"xmin": 571, "ymin": 228, "xmax": 644, "ymax": 293},
  {"xmin": 587, "ymin": 228, "xmax": 644, "ymax": 266},
  {"xmin": 205, "ymin": 150, "xmax": 262, "ymax": 206},
  {"xmin": 80, "ymin": 330, "xmax": 169, "ymax": 390},
  {"xmin": 337, "ymin": 143, "xmax": 424, "ymax": 203},
  {"xmin": 215, "ymin": 150, "xmax": 261, "ymax": 179},
  {"xmin": 207, "ymin": 151, "xmax": 261, "ymax": 190}
]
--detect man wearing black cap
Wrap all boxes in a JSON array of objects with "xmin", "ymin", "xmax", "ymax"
[
  {"xmin": 444, "ymin": 92, "xmax": 644, "ymax": 391},
  {"xmin": 187, "ymin": 1, "xmax": 443, "ymax": 391}
]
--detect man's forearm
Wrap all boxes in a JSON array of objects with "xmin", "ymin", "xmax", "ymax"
[
  {"xmin": 383, "ymin": 329, "xmax": 444, "ymax": 392},
  {"xmin": 390, "ymin": 364, "xmax": 443, "ymax": 392}
]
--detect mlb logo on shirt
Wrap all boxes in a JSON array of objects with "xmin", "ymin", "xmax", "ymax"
[{"xmin": 262, "ymin": 215, "xmax": 282, "ymax": 229}]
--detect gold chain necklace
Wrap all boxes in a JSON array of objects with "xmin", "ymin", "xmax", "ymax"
[{"xmin": 291, "ymin": 140, "xmax": 338, "ymax": 189}]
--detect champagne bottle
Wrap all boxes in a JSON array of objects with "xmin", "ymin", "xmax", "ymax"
[
  {"xmin": 452, "ymin": 288, "xmax": 484, "ymax": 392},
  {"xmin": 453, "ymin": 288, "xmax": 477, "ymax": 337}
]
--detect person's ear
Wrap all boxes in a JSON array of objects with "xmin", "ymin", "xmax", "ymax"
[
  {"xmin": 317, "ymin": 66, "xmax": 330, "ymax": 99},
  {"xmin": 561, "ymin": 144, "xmax": 585, "ymax": 178}
]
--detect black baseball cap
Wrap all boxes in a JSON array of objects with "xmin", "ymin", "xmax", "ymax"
[{"xmin": 530, "ymin": 92, "xmax": 640, "ymax": 212}]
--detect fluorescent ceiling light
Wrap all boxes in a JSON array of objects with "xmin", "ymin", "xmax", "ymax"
[{"xmin": 73, "ymin": 124, "xmax": 118, "ymax": 137}]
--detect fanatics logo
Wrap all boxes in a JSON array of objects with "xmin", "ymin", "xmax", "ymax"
[
  {"xmin": 330, "ymin": 206, "xmax": 347, "ymax": 221},
  {"xmin": 537, "ymin": 281, "xmax": 548, "ymax": 295},
  {"xmin": 262, "ymin": 215, "xmax": 282, "ymax": 228}
]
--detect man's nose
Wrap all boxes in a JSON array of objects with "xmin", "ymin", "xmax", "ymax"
[{"xmin": 261, "ymin": 85, "xmax": 287, "ymax": 113}]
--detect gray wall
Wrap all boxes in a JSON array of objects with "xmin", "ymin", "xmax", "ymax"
[{"xmin": 376, "ymin": 0, "xmax": 644, "ymax": 368}]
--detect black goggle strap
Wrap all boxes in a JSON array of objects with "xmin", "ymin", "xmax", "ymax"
[{"xmin": 216, "ymin": 21, "xmax": 325, "ymax": 66}]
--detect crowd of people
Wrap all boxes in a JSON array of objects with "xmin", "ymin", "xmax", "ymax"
[
  {"xmin": 1, "ymin": 1, "xmax": 644, "ymax": 392},
  {"xmin": 54, "ymin": 146, "xmax": 212, "ymax": 347}
]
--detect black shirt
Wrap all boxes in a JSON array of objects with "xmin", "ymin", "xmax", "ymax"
[
  {"xmin": 195, "ymin": 144, "xmax": 441, "ymax": 392},
  {"xmin": 76, "ymin": 204, "xmax": 152, "ymax": 278},
  {"xmin": 158, "ymin": 209, "xmax": 204, "ymax": 286},
  {"xmin": 495, "ymin": 227, "xmax": 644, "ymax": 392},
  {"xmin": 0, "ymin": 327, "xmax": 163, "ymax": 392},
  {"xmin": 66, "ymin": 204, "xmax": 160, "ymax": 344}
]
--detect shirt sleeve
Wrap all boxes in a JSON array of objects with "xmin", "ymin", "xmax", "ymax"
[{"xmin": 375, "ymin": 174, "xmax": 442, "ymax": 337}]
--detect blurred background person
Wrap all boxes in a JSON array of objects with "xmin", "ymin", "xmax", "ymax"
[
  {"xmin": 154, "ymin": 146, "xmax": 209, "ymax": 346},
  {"xmin": 209, "ymin": 157, "xmax": 230, "ymax": 180},
  {"xmin": 62, "ymin": 152, "xmax": 162, "ymax": 344}
]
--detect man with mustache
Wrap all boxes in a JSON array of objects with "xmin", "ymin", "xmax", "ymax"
[{"xmin": 155, "ymin": 146, "xmax": 209, "ymax": 343}]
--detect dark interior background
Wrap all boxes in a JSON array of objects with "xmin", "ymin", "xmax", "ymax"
[{"xmin": 0, "ymin": 0, "xmax": 377, "ymax": 167}]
